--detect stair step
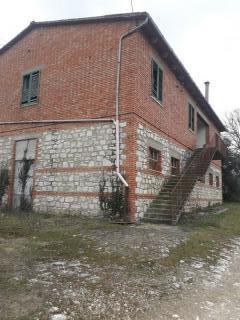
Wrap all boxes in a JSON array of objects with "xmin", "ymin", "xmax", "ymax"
[
  {"xmin": 144, "ymin": 146, "xmax": 215, "ymax": 225},
  {"xmin": 145, "ymin": 213, "xmax": 172, "ymax": 219},
  {"xmin": 142, "ymin": 217, "xmax": 172, "ymax": 224},
  {"xmin": 145, "ymin": 210, "xmax": 173, "ymax": 215},
  {"xmin": 150, "ymin": 205, "xmax": 178, "ymax": 209}
]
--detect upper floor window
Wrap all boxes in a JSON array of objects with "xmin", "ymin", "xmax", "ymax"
[
  {"xmin": 188, "ymin": 103, "xmax": 195, "ymax": 131},
  {"xmin": 151, "ymin": 59, "xmax": 163, "ymax": 102},
  {"xmin": 21, "ymin": 70, "xmax": 40, "ymax": 105},
  {"xmin": 149, "ymin": 147, "xmax": 161, "ymax": 171}
]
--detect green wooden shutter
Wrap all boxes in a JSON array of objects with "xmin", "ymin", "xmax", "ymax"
[
  {"xmin": 151, "ymin": 60, "xmax": 158, "ymax": 98},
  {"xmin": 158, "ymin": 67, "xmax": 163, "ymax": 102},
  {"xmin": 30, "ymin": 71, "xmax": 40, "ymax": 102},
  {"xmin": 21, "ymin": 74, "xmax": 30, "ymax": 104}
]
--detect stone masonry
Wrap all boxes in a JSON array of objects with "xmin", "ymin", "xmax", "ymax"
[
  {"xmin": 0, "ymin": 122, "xmax": 126, "ymax": 215},
  {"xmin": 135, "ymin": 124, "xmax": 222, "ymax": 219}
]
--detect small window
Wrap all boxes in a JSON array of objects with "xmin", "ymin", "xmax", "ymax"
[
  {"xmin": 21, "ymin": 70, "xmax": 40, "ymax": 105},
  {"xmin": 149, "ymin": 147, "xmax": 161, "ymax": 171},
  {"xmin": 151, "ymin": 59, "xmax": 163, "ymax": 102},
  {"xmin": 188, "ymin": 103, "xmax": 195, "ymax": 131},
  {"xmin": 171, "ymin": 157, "xmax": 180, "ymax": 175},
  {"xmin": 209, "ymin": 173, "xmax": 213, "ymax": 186},
  {"xmin": 216, "ymin": 176, "xmax": 220, "ymax": 188}
]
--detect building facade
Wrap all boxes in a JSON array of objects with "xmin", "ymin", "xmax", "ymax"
[{"xmin": 0, "ymin": 12, "xmax": 225, "ymax": 222}]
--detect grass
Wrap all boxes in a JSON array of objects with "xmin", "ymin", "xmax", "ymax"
[
  {"xmin": 1, "ymin": 204, "xmax": 240, "ymax": 272},
  {"xmin": 161, "ymin": 202, "xmax": 240, "ymax": 267},
  {"xmin": 1, "ymin": 204, "xmax": 240, "ymax": 270},
  {"xmin": 0, "ymin": 203, "xmax": 240, "ymax": 319},
  {"xmin": 0, "ymin": 212, "xmax": 130, "ymax": 268}
]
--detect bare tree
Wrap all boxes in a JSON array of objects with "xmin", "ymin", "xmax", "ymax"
[{"xmin": 225, "ymin": 109, "xmax": 240, "ymax": 154}]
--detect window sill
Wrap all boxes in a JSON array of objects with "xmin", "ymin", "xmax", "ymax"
[
  {"xmin": 148, "ymin": 168, "xmax": 162, "ymax": 175},
  {"xmin": 151, "ymin": 96, "xmax": 164, "ymax": 108},
  {"xmin": 20, "ymin": 101, "xmax": 39, "ymax": 108},
  {"xmin": 188, "ymin": 128, "xmax": 195, "ymax": 135}
]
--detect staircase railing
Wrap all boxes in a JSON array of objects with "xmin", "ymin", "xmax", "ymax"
[{"xmin": 170, "ymin": 135, "xmax": 226, "ymax": 224}]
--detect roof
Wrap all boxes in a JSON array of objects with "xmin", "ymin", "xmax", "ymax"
[{"xmin": 0, "ymin": 12, "xmax": 225, "ymax": 131}]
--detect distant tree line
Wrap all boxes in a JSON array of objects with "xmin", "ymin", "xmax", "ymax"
[{"xmin": 223, "ymin": 109, "xmax": 240, "ymax": 201}]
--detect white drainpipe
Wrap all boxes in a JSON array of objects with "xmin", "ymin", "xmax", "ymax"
[{"xmin": 115, "ymin": 16, "xmax": 149, "ymax": 187}]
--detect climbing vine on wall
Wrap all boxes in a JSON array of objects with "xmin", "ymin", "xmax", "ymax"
[
  {"xmin": 18, "ymin": 149, "xmax": 34, "ymax": 211},
  {"xmin": 0, "ymin": 163, "xmax": 9, "ymax": 207},
  {"xmin": 99, "ymin": 171, "xmax": 129, "ymax": 221}
]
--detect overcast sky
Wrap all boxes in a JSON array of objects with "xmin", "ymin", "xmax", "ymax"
[{"xmin": 1, "ymin": 0, "xmax": 240, "ymax": 121}]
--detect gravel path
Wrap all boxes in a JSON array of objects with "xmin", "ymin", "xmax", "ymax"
[{"xmin": 148, "ymin": 238, "xmax": 240, "ymax": 320}]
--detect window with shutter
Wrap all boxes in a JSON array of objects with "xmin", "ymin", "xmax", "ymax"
[
  {"xmin": 151, "ymin": 59, "xmax": 163, "ymax": 102},
  {"xmin": 21, "ymin": 70, "xmax": 40, "ymax": 105}
]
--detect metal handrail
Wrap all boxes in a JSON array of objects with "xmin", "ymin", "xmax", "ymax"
[{"xmin": 170, "ymin": 135, "xmax": 226, "ymax": 223}]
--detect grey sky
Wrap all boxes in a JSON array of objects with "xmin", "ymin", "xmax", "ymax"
[{"xmin": 1, "ymin": 0, "xmax": 240, "ymax": 121}]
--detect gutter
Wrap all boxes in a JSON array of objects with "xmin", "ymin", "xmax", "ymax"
[{"xmin": 115, "ymin": 16, "xmax": 149, "ymax": 188}]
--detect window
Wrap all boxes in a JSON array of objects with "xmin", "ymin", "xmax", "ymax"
[
  {"xmin": 188, "ymin": 103, "xmax": 195, "ymax": 131},
  {"xmin": 151, "ymin": 59, "xmax": 163, "ymax": 102},
  {"xmin": 171, "ymin": 157, "xmax": 180, "ymax": 175},
  {"xmin": 216, "ymin": 176, "xmax": 220, "ymax": 188},
  {"xmin": 149, "ymin": 147, "xmax": 161, "ymax": 171},
  {"xmin": 21, "ymin": 70, "xmax": 40, "ymax": 105},
  {"xmin": 209, "ymin": 173, "xmax": 213, "ymax": 186}
]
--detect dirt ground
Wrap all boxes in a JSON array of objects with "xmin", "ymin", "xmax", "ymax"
[
  {"xmin": 0, "ymin": 205, "xmax": 240, "ymax": 320},
  {"xmin": 147, "ymin": 238, "xmax": 240, "ymax": 320},
  {"xmin": 0, "ymin": 215, "xmax": 188, "ymax": 320}
]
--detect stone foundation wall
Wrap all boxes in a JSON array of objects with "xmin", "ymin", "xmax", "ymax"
[
  {"xmin": 185, "ymin": 164, "xmax": 222, "ymax": 211},
  {"xmin": 34, "ymin": 123, "xmax": 125, "ymax": 215},
  {"xmin": 37, "ymin": 124, "xmax": 119, "ymax": 169},
  {"xmin": 0, "ymin": 136, "xmax": 13, "ymax": 206},
  {"xmin": 136, "ymin": 124, "xmax": 189, "ymax": 175},
  {"xmin": 135, "ymin": 124, "xmax": 223, "ymax": 219},
  {"xmin": 33, "ymin": 195, "xmax": 100, "ymax": 216},
  {"xmin": 0, "ymin": 122, "xmax": 126, "ymax": 215}
]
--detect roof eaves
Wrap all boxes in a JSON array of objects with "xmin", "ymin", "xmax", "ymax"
[
  {"xmin": 145, "ymin": 15, "xmax": 225, "ymax": 132},
  {"xmin": 34, "ymin": 12, "xmax": 148, "ymax": 27},
  {"xmin": 0, "ymin": 12, "xmax": 147, "ymax": 55},
  {"xmin": 0, "ymin": 22, "xmax": 36, "ymax": 55}
]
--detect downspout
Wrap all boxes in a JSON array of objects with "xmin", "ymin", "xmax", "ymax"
[{"xmin": 115, "ymin": 16, "xmax": 149, "ymax": 187}]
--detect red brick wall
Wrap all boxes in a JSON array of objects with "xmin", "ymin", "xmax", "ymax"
[
  {"xmin": 0, "ymin": 20, "xmax": 137, "ymax": 122},
  {"xmin": 0, "ymin": 19, "xmax": 221, "ymax": 143},
  {"xmin": 129, "ymin": 31, "xmax": 221, "ymax": 150}
]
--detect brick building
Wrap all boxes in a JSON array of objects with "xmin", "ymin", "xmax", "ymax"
[{"xmin": 0, "ymin": 12, "xmax": 226, "ymax": 223}]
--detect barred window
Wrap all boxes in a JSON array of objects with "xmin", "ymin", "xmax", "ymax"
[
  {"xmin": 149, "ymin": 147, "xmax": 161, "ymax": 171},
  {"xmin": 209, "ymin": 173, "xmax": 213, "ymax": 186},
  {"xmin": 171, "ymin": 157, "xmax": 180, "ymax": 175}
]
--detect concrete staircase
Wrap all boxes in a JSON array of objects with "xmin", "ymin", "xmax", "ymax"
[{"xmin": 142, "ymin": 147, "xmax": 217, "ymax": 225}]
